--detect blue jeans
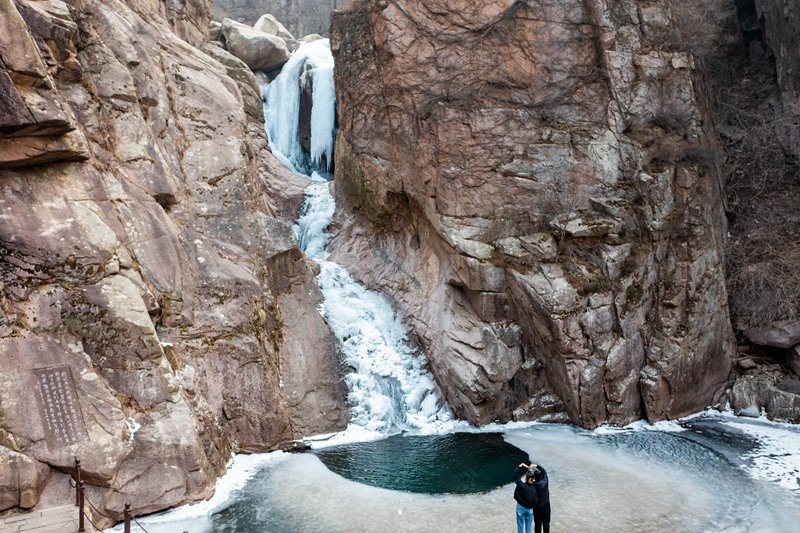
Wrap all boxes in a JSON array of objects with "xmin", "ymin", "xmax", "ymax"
[{"xmin": 516, "ymin": 503, "xmax": 533, "ymax": 533}]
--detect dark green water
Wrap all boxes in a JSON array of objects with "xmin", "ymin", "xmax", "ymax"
[{"xmin": 314, "ymin": 432, "xmax": 529, "ymax": 494}]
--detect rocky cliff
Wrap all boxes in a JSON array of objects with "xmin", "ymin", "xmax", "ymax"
[
  {"xmin": 330, "ymin": 0, "xmax": 736, "ymax": 427},
  {"xmin": 0, "ymin": 0, "xmax": 346, "ymax": 525},
  {"xmin": 212, "ymin": 0, "xmax": 336, "ymax": 37}
]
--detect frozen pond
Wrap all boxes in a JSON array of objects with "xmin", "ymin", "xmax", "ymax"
[{"xmin": 108, "ymin": 413, "xmax": 800, "ymax": 533}]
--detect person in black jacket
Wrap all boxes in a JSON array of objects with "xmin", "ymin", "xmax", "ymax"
[
  {"xmin": 530, "ymin": 464, "xmax": 550, "ymax": 533},
  {"xmin": 513, "ymin": 463, "xmax": 539, "ymax": 533}
]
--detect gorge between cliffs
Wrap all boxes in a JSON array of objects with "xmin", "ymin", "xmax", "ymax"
[{"xmin": 1, "ymin": 0, "xmax": 800, "ymax": 531}]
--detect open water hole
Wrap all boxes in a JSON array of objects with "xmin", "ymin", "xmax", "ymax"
[
  {"xmin": 314, "ymin": 432, "xmax": 529, "ymax": 494},
  {"xmin": 117, "ymin": 419, "xmax": 800, "ymax": 533}
]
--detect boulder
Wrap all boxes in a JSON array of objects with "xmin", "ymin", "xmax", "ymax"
[
  {"xmin": 731, "ymin": 376, "xmax": 800, "ymax": 423},
  {"xmin": 221, "ymin": 18, "xmax": 290, "ymax": 71},
  {"xmin": 254, "ymin": 13, "xmax": 295, "ymax": 41},
  {"xmin": 746, "ymin": 319, "xmax": 800, "ymax": 349},
  {"xmin": 0, "ymin": 448, "xmax": 49, "ymax": 510},
  {"xmin": 212, "ymin": 0, "xmax": 335, "ymax": 38}
]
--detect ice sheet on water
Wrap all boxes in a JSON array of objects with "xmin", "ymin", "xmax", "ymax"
[
  {"xmin": 593, "ymin": 418, "xmax": 687, "ymax": 435},
  {"xmin": 686, "ymin": 408, "xmax": 800, "ymax": 492},
  {"xmin": 102, "ymin": 453, "xmax": 286, "ymax": 532},
  {"xmin": 121, "ymin": 425, "xmax": 800, "ymax": 533},
  {"xmin": 591, "ymin": 407, "xmax": 800, "ymax": 493},
  {"xmin": 712, "ymin": 410, "xmax": 800, "ymax": 492},
  {"xmin": 104, "ymin": 418, "xmax": 800, "ymax": 532}
]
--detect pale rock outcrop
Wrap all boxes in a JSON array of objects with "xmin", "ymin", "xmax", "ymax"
[
  {"xmin": 199, "ymin": 42, "xmax": 264, "ymax": 121},
  {"xmin": 221, "ymin": 17, "xmax": 290, "ymax": 71},
  {"xmin": 212, "ymin": 0, "xmax": 335, "ymax": 37},
  {"xmin": 0, "ymin": 0, "xmax": 346, "ymax": 526},
  {"xmin": 330, "ymin": 0, "xmax": 735, "ymax": 427},
  {"xmin": 254, "ymin": 13, "xmax": 295, "ymax": 41}
]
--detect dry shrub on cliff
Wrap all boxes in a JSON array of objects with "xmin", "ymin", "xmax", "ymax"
[
  {"xmin": 656, "ymin": 0, "xmax": 736, "ymax": 58},
  {"xmin": 727, "ymin": 228, "xmax": 800, "ymax": 330},
  {"xmin": 704, "ymin": 18, "xmax": 800, "ymax": 332},
  {"xmin": 672, "ymin": 0, "xmax": 735, "ymax": 56}
]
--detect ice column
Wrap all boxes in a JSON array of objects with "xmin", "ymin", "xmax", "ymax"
[{"xmin": 264, "ymin": 39, "xmax": 336, "ymax": 173}]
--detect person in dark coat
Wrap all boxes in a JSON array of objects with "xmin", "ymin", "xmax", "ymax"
[
  {"xmin": 529, "ymin": 463, "xmax": 551, "ymax": 533},
  {"xmin": 513, "ymin": 463, "xmax": 539, "ymax": 533}
]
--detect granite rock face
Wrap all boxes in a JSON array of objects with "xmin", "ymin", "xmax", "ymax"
[
  {"xmin": 0, "ymin": 0, "xmax": 89, "ymax": 167},
  {"xmin": 0, "ymin": 0, "xmax": 346, "ymax": 526},
  {"xmin": 330, "ymin": 0, "xmax": 736, "ymax": 427}
]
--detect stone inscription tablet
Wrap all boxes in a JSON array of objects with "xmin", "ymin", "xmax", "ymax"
[{"xmin": 33, "ymin": 366, "xmax": 87, "ymax": 450}]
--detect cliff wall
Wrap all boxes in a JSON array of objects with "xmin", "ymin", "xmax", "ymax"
[
  {"xmin": 330, "ymin": 0, "xmax": 736, "ymax": 427},
  {"xmin": 0, "ymin": 0, "xmax": 346, "ymax": 525}
]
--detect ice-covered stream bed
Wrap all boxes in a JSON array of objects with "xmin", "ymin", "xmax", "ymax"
[{"xmin": 106, "ymin": 412, "xmax": 800, "ymax": 533}]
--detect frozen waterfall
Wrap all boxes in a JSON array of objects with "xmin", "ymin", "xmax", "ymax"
[
  {"xmin": 265, "ymin": 40, "xmax": 454, "ymax": 435},
  {"xmin": 298, "ymin": 182, "xmax": 453, "ymax": 433},
  {"xmin": 264, "ymin": 39, "xmax": 336, "ymax": 175}
]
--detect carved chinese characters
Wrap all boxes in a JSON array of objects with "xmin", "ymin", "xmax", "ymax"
[{"xmin": 33, "ymin": 366, "xmax": 87, "ymax": 450}]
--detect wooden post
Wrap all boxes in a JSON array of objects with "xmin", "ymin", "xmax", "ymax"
[
  {"xmin": 124, "ymin": 503, "xmax": 131, "ymax": 533},
  {"xmin": 74, "ymin": 457, "xmax": 81, "ymax": 507},
  {"xmin": 78, "ymin": 481, "xmax": 85, "ymax": 532}
]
